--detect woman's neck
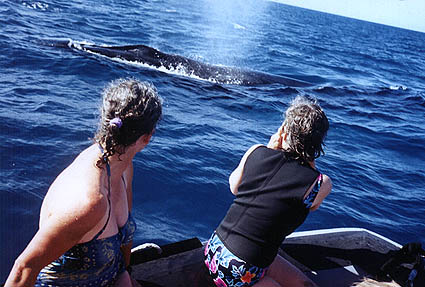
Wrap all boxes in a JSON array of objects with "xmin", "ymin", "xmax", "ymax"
[
  {"xmin": 97, "ymin": 143, "xmax": 133, "ymax": 178},
  {"xmin": 276, "ymin": 141, "xmax": 315, "ymax": 169},
  {"xmin": 107, "ymin": 155, "xmax": 131, "ymax": 176}
]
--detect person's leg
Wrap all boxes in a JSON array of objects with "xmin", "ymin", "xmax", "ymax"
[
  {"xmin": 265, "ymin": 254, "xmax": 317, "ymax": 287},
  {"xmin": 253, "ymin": 276, "xmax": 281, "ymax": 287},
  {"xmin": 130, "ymin": 276, "xmax": 143, "ymax": 287},
  {"xmin": 113, "ymin": 271, "xmax": 133, "ymax": 287}
]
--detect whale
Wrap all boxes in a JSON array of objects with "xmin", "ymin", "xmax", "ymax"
[{"xmin": 49, "ymin": 40, "xmax": 312, "ymax": 87}]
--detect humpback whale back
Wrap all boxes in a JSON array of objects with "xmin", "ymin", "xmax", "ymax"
[{"xmin": 49, "ymin": 40, "xmax": 312, "ymax": 87}]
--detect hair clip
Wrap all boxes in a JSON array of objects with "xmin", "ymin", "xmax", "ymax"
[{"xmin": 110, "ymin": 117, "xmax": 122, "ymax": 128}]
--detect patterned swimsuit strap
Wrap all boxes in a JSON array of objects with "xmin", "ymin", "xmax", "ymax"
[
  {"xmin": 303, "ymin": 173, "xmax": 323, "ymax": 208},
  {"xmin": 93, "ymin": 144, "xmax": 112, "ymax": 241}
]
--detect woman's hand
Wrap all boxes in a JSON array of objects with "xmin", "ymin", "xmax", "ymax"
[{"xmin": 267, "ymin": 126, "xmax": 284, "ymax": 150}]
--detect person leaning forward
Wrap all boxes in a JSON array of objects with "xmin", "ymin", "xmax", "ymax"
[{"xmin": 204, "ymin": 95, "xmax": 332, "ymax": 287}]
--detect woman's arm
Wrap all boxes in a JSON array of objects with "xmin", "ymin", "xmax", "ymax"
[
  {"xmin": 124, "ymin": 162, "xmax": 134, "ymax": 212},
  {"xmin": 309, "ymin": 174, "xmax": 332, "ymax": 212},
  {"xmin": 229, "ymin": 144, "xmax": 263, "ymax": 195},
  {"xmin": 4, "ymin": 195, "xmax": 106, "ymax": 287},
  {"xmin": 121, "ymin": 162, "xmax": 134, "ymax": 268}
]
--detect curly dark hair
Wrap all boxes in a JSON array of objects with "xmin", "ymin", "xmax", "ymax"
[
  {"xmin": 94, "ymin": 78, "xmax": 162, "ymax": 167},
  {"xmin": 283, "ymin": 95, "xmax": 329, "ymax": 163}
]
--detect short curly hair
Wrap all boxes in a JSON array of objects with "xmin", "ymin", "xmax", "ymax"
[
  {"xmin": 94, "ymin": 78, "xmax": 162, "ymax": 167},
  {"xmin": 283, "ymin": 95, "xmax": 328, "ymax": 163}
]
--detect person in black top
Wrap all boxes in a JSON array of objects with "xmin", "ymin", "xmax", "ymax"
[{"xmin": 204, "ymin": 95, "xmax": 332, "ymax": 287}]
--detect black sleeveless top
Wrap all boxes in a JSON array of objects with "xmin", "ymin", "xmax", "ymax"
[{"xmin": 216, "ymin": 146, "xmax": 319, "ymax": 267}]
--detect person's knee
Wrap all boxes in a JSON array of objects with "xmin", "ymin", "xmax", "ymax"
[
  {"xmin": 114, "ymin": 271, "xmax": 132, "ymax": 287},
  {"xmin": 302, "ymin": 280, "xmax": 317, "ymax": 287},
  {"xmin": 254, "ymin": 275, "xmax": 281, "ymax": 287}
]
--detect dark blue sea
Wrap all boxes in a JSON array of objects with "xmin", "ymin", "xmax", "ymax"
[{"xmin": 1, "ymin": 0, "xmax": 425, "ymax": 282}]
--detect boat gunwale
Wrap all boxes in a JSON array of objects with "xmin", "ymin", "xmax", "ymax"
[{"xmin": 285, "ymin": 227, "xmax": 402, "ymax": 248}]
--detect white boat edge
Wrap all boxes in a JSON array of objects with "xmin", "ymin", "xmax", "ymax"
[
  {"xmin": 287, "ymin": 227, "xmax": 403, "ymax": 248},
  {"xmin": 131, "ymin": 227, "xmax": 403, "ymax": 253}
]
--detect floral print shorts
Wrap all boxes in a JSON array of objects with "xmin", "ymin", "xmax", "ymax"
[{"xmin": 204, "ymin": 232, "xmax": 268, "ymax": 287}]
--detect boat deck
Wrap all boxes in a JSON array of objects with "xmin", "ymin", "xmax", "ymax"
[{"xmin": 130, "ymin": 228, "xmax": 419, "ymax": 287}]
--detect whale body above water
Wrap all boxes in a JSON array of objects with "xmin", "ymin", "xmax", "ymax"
[{"xmin": 50, "ymin": 40, "xmax": 312, "ymax": 87}]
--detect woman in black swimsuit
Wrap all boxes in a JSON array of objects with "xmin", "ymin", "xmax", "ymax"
[{"xmin": 205, "ymin": 95, "xmax": 332, "ymax": 287}]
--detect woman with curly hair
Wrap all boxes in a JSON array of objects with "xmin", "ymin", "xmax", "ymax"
[
  {"xmin": 5, "ymin": 78, "xmax": 162, "ymax": 287},
  {"xmin": 204, "ymin": 95, "xmax": 332, "ymax": 287}
]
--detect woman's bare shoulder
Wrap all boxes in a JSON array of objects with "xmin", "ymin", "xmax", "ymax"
[
  {"xmin": 42, "ymin": 177, "xmax": 107, "ymax": 227},
  {"xmin": 41, "ymin": 147, "xmax": 106, "ymax": 229}
]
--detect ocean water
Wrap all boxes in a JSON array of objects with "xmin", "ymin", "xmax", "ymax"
[{"xmin": 1, "ymin": 0, "xmax": 425, "ymax": 282}]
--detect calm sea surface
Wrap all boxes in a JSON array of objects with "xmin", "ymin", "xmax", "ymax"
[{"xmin": 1, "ymin": 0, "xmax": 425, "ymax": 282}]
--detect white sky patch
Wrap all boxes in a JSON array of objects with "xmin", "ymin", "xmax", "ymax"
[{"xmin": 269, "ymin": 0, "xmax": 425, "ymax": 33}]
